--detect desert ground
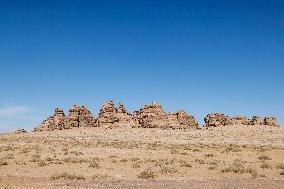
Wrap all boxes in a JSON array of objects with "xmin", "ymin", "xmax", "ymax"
[{"xmin": 0, "ymin": 126, "xmax": 284, "ymax": 189}]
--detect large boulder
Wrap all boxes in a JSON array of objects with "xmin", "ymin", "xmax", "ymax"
[
  {"xmin": 263, "ymin": 117, "xmax": 280, "ymax": 127},
  {"xmin": 250, "ymin": 116, "xmax": 262, "ymax": 125},
  {"xmin": 15, "ymin": 128, "xmax": 27, "ymax": 134},
  {"xmin": 176, "ymin": 110, "xmax": 199, "ymax": 129},
  {"xmin": 34, "ymin": 105, "xmax": 97, "ymax": 131},
  {"xmin": 64, "ymin": 105, "xmax": 80, "ymax": 128},
  {"xmin": 138, "ymin": 102, "xmax": 169, "ymax": 128},
  {"xmin": 168, "ymin": 110, "xmax": 199, "ymax": 129},
  {"xmin": 35, "ymin": 107, "xmax": 65, "ymax": 131},
  {"xmin": 79, "ymin": 106, "xmax": 97, "ymax": 127},
  {"xmin": 98, "ymin": 101, "xmax": 135, "ymax": 128},
  {"xmin": 230, "ymin": 116, "xmax": 250, "ymax": 125},
  {"xmin": 98, "ymin": 101, "xmax": 119, "ymax": 127},
  {"xmin": 204, "ymin": 113, "xmax": 229, "ymax": 128},
  {"xmin": 114, "ymin": 102, "xmax": 133, "ymax": 128}
]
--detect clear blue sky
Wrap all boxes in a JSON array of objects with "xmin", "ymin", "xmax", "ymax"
[{"xmin": 0, "ymin": 0, "xmax": 283, "ymax": 132}]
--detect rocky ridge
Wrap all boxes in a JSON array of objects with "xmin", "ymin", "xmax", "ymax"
[
  {"xmin": 204, "ymin": 113, "xmax": 280, "ymax": 128},
  {"xmin": 34, "ymin": 101, "xmax": 280, "ymax": 131},
  {"xmin": 34, "ymin": 101, "xmax": 199, "ymax": 131}
]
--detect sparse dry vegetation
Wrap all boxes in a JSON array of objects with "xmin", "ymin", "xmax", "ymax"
[{"xmin": 0, "ymin": 126, "xmax": 283, "ymax": 188}]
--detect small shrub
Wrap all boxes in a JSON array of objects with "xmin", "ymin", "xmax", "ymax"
[
  {"xmin": 159, "ymin": 166, "xmax": 177, "ymax": 174},
  {"xmin": 30, "ymin": 154, "xmax": 41, "ymax": 162},
  {"xmin": 89, "ymin": 160, "xmax": 99, "ymax": 168},
  {"xmin": 50, "ymin": 172, "xmax": 85, "ymax": 180},
  {"xmin": 276, "ymin": 163, "xmax": 284, "ymax": 169},
  {"xmin": 280, "ymin": 171, "xmax": 284, "ymax": 175},
  {"xmin": 179, "ymin": 161, "xmax": 192, "ymax": 168},
  {"xmin": 46, "ymin": 157, "xmax": 52, "ymax": 161},
  {"xmin": 92, "ymin": 174, "xmax": 109, "ymax": 180},
  {"xmin": 38, "ymin": 160, "xmax": 47, "ymax": 167},
  {"xmin": 0, "ymin": 160, "xmax": 8, "ymax": 166},
  {"xmin": 120, "ymin": 158, "xmax": 128, "ymax": 162},
  {"xmin": 258, "ymin": 155, "xmax": 271, "ymax": 161},
  {"xmin": 260, "ymin": 162, "xmax": 272, "ymax": 169},
  {"xmin": 130, "ymin": 157, "xmax": 140, "ymax": 161},
  {"xmin": 63, "ymin": 157, "xmax": 87, "ymax": 163},
  {"xmin": 205, "ymin": 153, "xmax": 214, "ymax": 158},
  {"xmin": 195, "ymin": 159, "xmax": 205, "ymax": 164},
  {"xmin": 132, "ymin": 162, "xmax": 141, "ymax": 168},
  {"xmin": 138, "ymin": 168, "xmax": 156, "ymax": 179}
]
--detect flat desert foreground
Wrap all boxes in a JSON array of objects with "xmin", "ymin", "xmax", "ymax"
[{"xmin": 0, "ymin": 126, "xmax": 284, "ymax": 188}]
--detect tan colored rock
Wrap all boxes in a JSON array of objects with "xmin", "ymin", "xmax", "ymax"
[
  {"xmin": 114, "ymin": 102, "xmax": 133, "ymax": 128},
  {"xmin": 64, "ymin": 105, "xmax": 80, "ymax": 128},
  {"xmin": 263, "ymin": 117, "xmax": 280, "ymax": 127},
  {"xmin": 15, "ymin": 128, "xmax": 27, "ymax": 134},
  {"xmin": 230, "ymin": 116, "xmax": 250, "ymax": 125},
  {"xmin": 250, "ymin": 116, "xmax": 262, "ymax": 125},
  {"xmin": 204, "ymin": 113, "xmax": 229, "ymax": 128},
  {"xmin": 176, "ymin": 110, "xmax": 199, "ymax": 129},
  {"xmin": 35, "ymin": 107, "xmax": 65, "ymax": 131},
  {"xmin": 98, "ymin": 101, "xmax": 135, "ymax": 128},
  {"xmin": 79, "ymin": 106, "xmax": 98, "ymax": 127},
  {"xmin": 98, "ymin": 101, "xmax": 119, "ymax": 127},
  {"xmin": 53, "ymin": 108, "xmax": 66, "ymax": 130},
  {"xmin": 139, "ymin": 102, "xmax": 169, "ymax": 128},
  {"xmin": 34, "ymin": 105, "xmax": 98, "ymax": 131}
]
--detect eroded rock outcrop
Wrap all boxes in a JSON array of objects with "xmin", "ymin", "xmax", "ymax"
[
  {"xmin": 138, "ymin": 102, "xmax": 169, "ymax": 128},
  {"xmin": 34, "ymin": 107, "xmax": 66, "ymax": 131},
  {"xmin": 263, "ymin": 117, "xmax": 280, "ymax": 127},
  {"xmin": 98, "ymin": 101, "xmax": 134, "ymax": 128},
  {"xmin": 250, "ymin": 116, "xmax": 262, "ymax": 125},
  {"xmin": 15, "ymin": 128, "xmax": 27, "ymax": 134},
  {"xmin": 167, "ymin": 110, "xmax": 199, "ymax": 129},
  {"xmin": 34, "ymin": 105, "xmax": 97, "ymax": 131},
  {"xmin": 34, "ymin": 101, "xmax": 280, "ymax": 131},
  {"xmin": 204, "ymin": 113, "xmax": 280, "ymax": 128},
  {"xmin": 230, "ymin": 116, "xmax": 250, "ymax": 125},
  {"xmin": 138, "ymin": 103, "xmax": 199, "ymax": 129},
  {"xmin": 204, "ymin": 113, "xmax": 229, "ymax": 128}
]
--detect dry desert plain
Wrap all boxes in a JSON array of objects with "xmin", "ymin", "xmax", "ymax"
[{"xmin": 0, "ymin": 126, "xmax": 284, "ymax": 189}]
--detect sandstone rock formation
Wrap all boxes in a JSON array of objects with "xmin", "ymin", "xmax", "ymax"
[
  {"xmin": 263, "ymin": 117, "xmax": 280, "ymax": 127},
  {"xmin": 98, "ymin": 101, "xmax": 119, "ymax": 127},
  {"xmin": 34, "ymin": 106, "xmax": 97, "ymax": 131},
  {"xmin": 138, "ymin": 102, "xmax": 199, "ymax": 129},
  {"xmin": 15, "ymin": 128, "xmax": 27, "ymax": 134},
  {"xmin": 34, "ymin": 101, "xmax": 280, "ymax": 131},
  {"xmin": 97, "ymin": 101, "xmax": 135, "ymax": 128},
  {"xmin": 204, "ymin": 113, "xmax": 280, "ymax": 128},
  {"xmin": 167, "ymin": 110, "xmax": 199, "ymax": 129},
  {"xmin": 138, "ymin": 102, "xmax": 169, "ymax": 128},
  {"xmin": 230, "ymin": 116, "xmax": 250, "ymax": 125},
  {"xmin": 204, "ymin": 113, "xmax": 229, "ymax": 128},
  {"xmin": 250, "ymin": 116, "xmax": 262, "ymax": 125},
  {"xmin": 34, "ymin": 107, "xmax": 66, "ymax": 131}
]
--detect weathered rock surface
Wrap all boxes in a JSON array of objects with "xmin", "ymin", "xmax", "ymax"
[
  {"xmin": 34, "ymin": 107, "xmax": 66, "ymax": 131},
  {"xmin": 204, "ymin": 113, "xmax": 229, "ymax": 128},
  {"xmin": 34, "ymin": 101, "xmax": 280, "ymax": 131},
  {"xmin": 138, "ymin": 102, "xmax": 169, "ymax": 128},
  {"xmin": 250, "ymin": 116, "xmax": 262, "ymax": 125},
  {"xmin": 204, "ymin": 113, "xmax": 280, "ymax": 128},
  {"xmin": 34, "ymin": 106, "xmax": 97, "ymax": 131},
  {"xmin": 15, "ymin": 128, "xmax": 27, "ymax": 134},
  {"xmin": 98, "ymin": 101, "xmax": 119, "ymax": 127},
  {"xmin": 97, "ymin": 101, "xmax": 135, "ymax": 128},
  {"xmin": 138, "ymin": 103, "xmax": 199, "ymax": 129},
  {"xmin": 263, "ymin": 117, "xmax": 280, "ymax": 127},
  {"xmin": 167, "ymin": 110, "xmax": 199, "ymax": 129},
  {"xmin": 230, "ymin": 116, "xmax": 250, "ymax": 125}
]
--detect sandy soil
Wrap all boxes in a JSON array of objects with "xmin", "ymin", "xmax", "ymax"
[{"xmin": 0, "ymin": 126, "xmax": 284, "ymax": 188}]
